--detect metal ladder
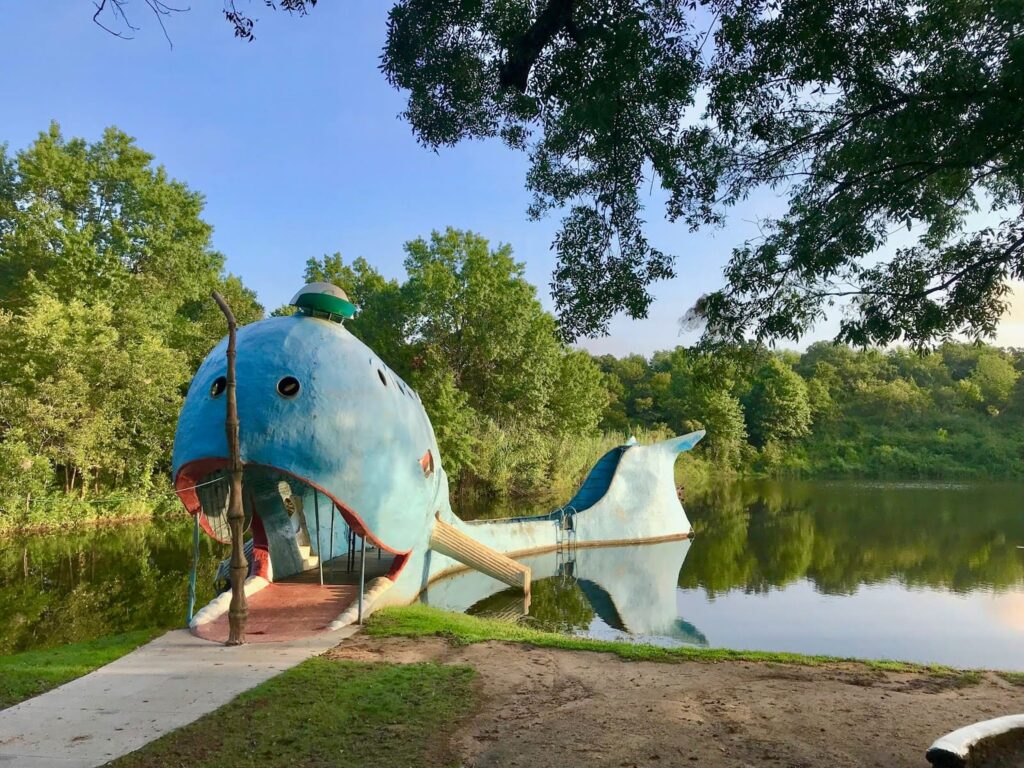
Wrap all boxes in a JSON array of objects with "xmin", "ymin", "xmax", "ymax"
[{"xmin": 554, "ymin": 505, "xmax": 577, "ymax": 580}]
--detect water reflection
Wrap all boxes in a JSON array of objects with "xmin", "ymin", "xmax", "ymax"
[
  {"xmin": 425, "ymin": 480, "xmax": 1024, "ymax": 668},
  {"xmin": 5, "ymin": 480, "xmax": 1024, "ymax": 667},
  {"xmin": 422, "ymin": 538, "xmax": 708, "ymax": 647},
  {"xmin": 0, "ymin": 520, "xmax": 219, "ymax": 654},
  {"xmin": 682, "ymin": 480, "xmax": 1024, "ymax": 596}
]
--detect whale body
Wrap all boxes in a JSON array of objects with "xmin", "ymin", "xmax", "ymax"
[{"xmin": 172, "ymin": 309, "xmax": 704, "ymax": 630}]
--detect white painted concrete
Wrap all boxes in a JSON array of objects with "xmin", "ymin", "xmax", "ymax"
[
  {"xmin": 0, "ymin": 627, "xmax": 355, "ymax": 768},
  {"xmin": 926, "ymin": 713, "xmax": 1024, "ymax": 765}
]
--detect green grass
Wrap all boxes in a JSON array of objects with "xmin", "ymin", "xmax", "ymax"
[
  {"xmin": 997, "ymin": 671, "xmax": 1024, "ymax": 687},
  {"xmin": 0, "ymin": 629, "xmax": 161, "ymax": 709},
  {"xmin": 367, "ymin": 604, "xmax": 980, "ymax": 682},
  {"xmin": 108, "ymin": 657, "xmax": 477, "ymax": 768}
]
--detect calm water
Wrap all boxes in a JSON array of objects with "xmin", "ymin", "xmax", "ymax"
[
  {"xmin": 433, "ymin": 480, "xmax": 1024, "ymax": 671},
  {"xmin": 4, "ymin": 480, "xmax": 1024, "ymax": 669}
]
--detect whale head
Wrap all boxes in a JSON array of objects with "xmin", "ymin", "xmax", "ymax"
[{"xmin": 172, "ymin": 311, "xmax": 446, "ymax": 569}]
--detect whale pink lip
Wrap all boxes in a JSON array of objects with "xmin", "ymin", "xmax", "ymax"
[{"xmin": 174, "ymin": 457, "xmax": 410, "ymax": 581}]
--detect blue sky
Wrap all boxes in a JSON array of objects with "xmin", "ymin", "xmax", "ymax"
[{"xmin": 3, "ymin": 3, "xmax": 1021, "ymax": 353}]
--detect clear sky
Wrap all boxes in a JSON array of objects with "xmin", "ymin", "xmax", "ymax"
[{"xmin": 2, "ymin": 3, "xmax": 1021, "ymax": 353}]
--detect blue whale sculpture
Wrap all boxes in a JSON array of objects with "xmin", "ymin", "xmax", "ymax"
[{"xmin": 172, "ymin": 284, "xmax": 704, "ymax": 631}]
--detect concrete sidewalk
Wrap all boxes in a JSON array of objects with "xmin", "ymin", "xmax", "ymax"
[{"xmin": 0, "ymin": 627, "xmax": 356, "ymax": 767}]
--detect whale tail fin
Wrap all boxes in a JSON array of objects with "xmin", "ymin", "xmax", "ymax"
[
  {"xmin": 663, "ymin": 430, "xmax": 706, "ymax": 455},
  {"xmin": 556, "ymin": 430, "xmax": 704, "ymax": 542},
  {"xmin": 562, "ymin": 430, "xmax": 705, "ymax": 516}
]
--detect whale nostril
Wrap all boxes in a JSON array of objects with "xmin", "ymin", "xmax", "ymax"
[
  {"xmin": 277, "ymin": 376, "xmax": 301, "ymax": 398},
  {"xmin": 210, "ymin": 376, "xmax": 226, "ymax": 397}
]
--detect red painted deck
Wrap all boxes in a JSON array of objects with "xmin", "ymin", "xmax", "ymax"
[
  {"xmin": 193, "ymin": 552, "xmax": 395, "ymax": 644},
  {"xmin": 194, "ymin": 582, "xmax": 356, "ymax": 643}
]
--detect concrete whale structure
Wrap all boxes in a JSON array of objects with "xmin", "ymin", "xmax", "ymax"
[
  {"xmin": 172, "ymin": 284, "xmax": 704, "ymax": 635},
  {"xmin": 421, "ymin": 538, "xmax": 707, "ymax": 645}
]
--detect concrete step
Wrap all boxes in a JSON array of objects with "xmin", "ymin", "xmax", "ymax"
[{"xmin": 302, "ymin": 555, "xmax": 319, "ymax": 569}]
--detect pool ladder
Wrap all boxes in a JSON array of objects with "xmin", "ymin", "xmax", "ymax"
[{"xmin": 555, "ymin": 505, "xmax": 577, "ymax": 579}]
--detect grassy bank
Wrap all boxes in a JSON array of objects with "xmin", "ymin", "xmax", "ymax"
[
  {"xmin": 0, "ymin": 493, "xmax": 178, "ymax": 537},
  {"xmin": 108, "ymin": 657, "xmax": 477, "ymax": 768},
  {"xmin": 366, "ymin": 605, "xmax": 982, "ymax": 683},
  {"xmin": 0, "ymin": 629, "xmax": 161, "ymax": 709}
]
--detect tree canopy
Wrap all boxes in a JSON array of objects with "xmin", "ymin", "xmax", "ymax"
[
  {"xmin": 600, "ymin": 339, "xmax": 1024, "ymax": 477},
  {"xmin": 0, "ymin": 124, "xmax": 263, "ymax": 510},
  {"xmin": 96, "ymin": 0, "xmax": 1021, "ymax": 346},
  {"xmin": 381, "ymin": 0, "xmax": 1024, "ymax": 345}
]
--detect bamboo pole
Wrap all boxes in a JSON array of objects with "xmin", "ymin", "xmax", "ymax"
[{"xmin": 212, "ymin": 290, "xmax": 248, "ymax": 646}]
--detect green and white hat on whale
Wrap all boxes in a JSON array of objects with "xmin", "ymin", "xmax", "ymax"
[{"xmin": 290, "ymin": 282, "xmax": 357, "ymax": 322}]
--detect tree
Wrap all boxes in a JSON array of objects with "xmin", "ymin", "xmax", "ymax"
[
  {"xmin": 382, "ymin": 0, "xmax": 1024, "ymax": 345},
  {"xmin": 0, "ymin": 296, "xmax": 188, "ymax": 496},
  {"xmin": 547, "ymin": 350, "xmax": 611, "ymax": 435},
  {"xmin": 686, "ymin": 389, "xmax": 748, "ymax": 467},
  {"xmin": 382, "ymin": 0, "xmax": 702, "ymax": 339},
  {"xmin": 742, "ymin": 357, "xmax": 812, "ymax": 448},
  {"xmin": 693, "ymin": 0, "xmax": 1024, "ymax": 347},
  {"xmin": 87, "ymin": 0, "xmax": 318, "ymax": 44},
  {"xmin": 301, "ymin": 253, "xmax": 409, "ymax": 372},
  {"xmin": 0, "ymin": 124, "xmax": 263, "ymax": 509},
  {"xmin": 86, "ymin": 2, "xmax": 1023, "ymax": 345},
  {"xmin": 402, "ymin": 228, "xmax": 563, "ymax": 423},
  {"xmin": 969, "ymin": 351, "xmax": 1019, "ymax": 411},
  {"xmin": 397, "ymin": 228, "xmax": 610, "ymax": 493}
]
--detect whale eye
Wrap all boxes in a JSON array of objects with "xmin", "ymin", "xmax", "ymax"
[
  {"xmin": 210, "ymin": 376, "xmax": 227, "ymax": 397},
  {"xmin": 277, "ymin": 376, "xmax": 301, "ymax": 398},
  {"xmin": 377, "ymin": 369, "xmax": 387, "ymax": 387}
]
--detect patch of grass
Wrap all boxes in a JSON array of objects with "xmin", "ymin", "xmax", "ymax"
[
  {"xmin": 0, "ymin": 629, "xmax": 161, "ymax": 709},
  {"xmin": 997, "ymin": 671, "xmax": 1024, "ymax": 687},
  {"xmin": 109, "ymin": 657, "xmax": 477, "ymax": 768},
  {"xmin": 367, "ymin": 605, "xmax": 978, "ymax": 682}
]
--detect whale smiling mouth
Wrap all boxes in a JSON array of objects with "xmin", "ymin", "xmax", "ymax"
[{"xmin": 174, "ymin": 457, "xmax": 410, "ymax": 581}]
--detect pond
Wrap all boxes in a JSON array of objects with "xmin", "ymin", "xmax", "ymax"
[{"xmin": 4, "ymin": 480, "xmax": 1024, "ymax": 670}]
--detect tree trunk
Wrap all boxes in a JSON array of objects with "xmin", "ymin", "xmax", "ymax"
[{"xmin": 213, "ymin": 290, "xmax": 248, "ymax": 646}]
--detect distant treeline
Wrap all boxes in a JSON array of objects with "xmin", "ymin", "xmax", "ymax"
[
  {"xmin": 1, "ymin": 125, "xmax": 1022, "ymax": 531},
  {"xmin": 595, "ymin": 342, "xmax": 1024, "ymax": 480}
]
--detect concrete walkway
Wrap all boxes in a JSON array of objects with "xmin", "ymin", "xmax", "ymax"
[{"xmin": 0, "ymin": 627, "xmax": 356, "ymax": 767}]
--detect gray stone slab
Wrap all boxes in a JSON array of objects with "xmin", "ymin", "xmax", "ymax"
[{"xmin": 0, "ymin": 627, "xmax": 356, "ymax": 768}]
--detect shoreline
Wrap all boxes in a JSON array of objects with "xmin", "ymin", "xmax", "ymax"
[
  {"xmin": 18, "ymin": 608, "xmax": 1019, "ymax": 768},
  {"xmin": 0, "ymin": 511, "xmax": 164, "ymax": 538},
  {"xmin": 6, "ymin": 474, "xmax": 1024, "ymax": 538},
  {"xmin": 6, "ymin": 607, "xmax": 1022, "ymax": 711}
]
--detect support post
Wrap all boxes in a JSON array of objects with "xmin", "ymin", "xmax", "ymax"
[
  {"xmin": 314, "ymin": 491, "xmax": 324, "ymax": 586},
  {"xmin": 212, "ymin": 290, "xmax": 248, "ymax": 646},
  {"xmin": 186, "ymin": 513, "xmax": 200, "ymax": 625},
  {"xmin": 329, "ymin": 501, "xmax": 335, "ymax": 562},
  {"xmin": 357, "ymin": 535, "xmax": 366, "ymax": 624}
]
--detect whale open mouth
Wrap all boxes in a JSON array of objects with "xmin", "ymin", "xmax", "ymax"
[{"xmin": 174, "ymin": 457, "xmax": 410, "ymax": 583}]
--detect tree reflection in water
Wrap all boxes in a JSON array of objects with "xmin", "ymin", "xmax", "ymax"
[{"xmin": 682, "ymin": 480, "xmax": 1024, "ymax": 596}]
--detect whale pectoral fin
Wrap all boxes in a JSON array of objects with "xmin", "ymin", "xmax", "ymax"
[
  {"xmin": 326, "ymin": 576, "xmax": 394, "ymax": 630},
  {"xmin": 429, "ymin": 518, "xmax": 531, "ymax": 594},
  {"xmin": 663, "ymin": 430, "xmax": 706, "ymax": 454}
]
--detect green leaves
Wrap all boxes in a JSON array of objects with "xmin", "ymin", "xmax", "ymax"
[
  {"xmin": 741, "ymin": 357, "xmax": 812, "ymax": 449},
  {"xmin": 383, "ymin": 1, "xmax": 702, "ymax": 337},
  {"xmin": 382, "ymin": 0, "xmax": 1024, "ymax": 345},
  {"xmin": 696, "ymin": 0, "xmax": 1024, "ymax": 345},
  {"xmin": 0, "ymin": 124, "xmax": 263, "ymax": 517}
]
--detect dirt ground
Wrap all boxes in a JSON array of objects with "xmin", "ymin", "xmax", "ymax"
[{"xmin": 329, "ymin": 636, "xmax": 1024, "ymax": 768}]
